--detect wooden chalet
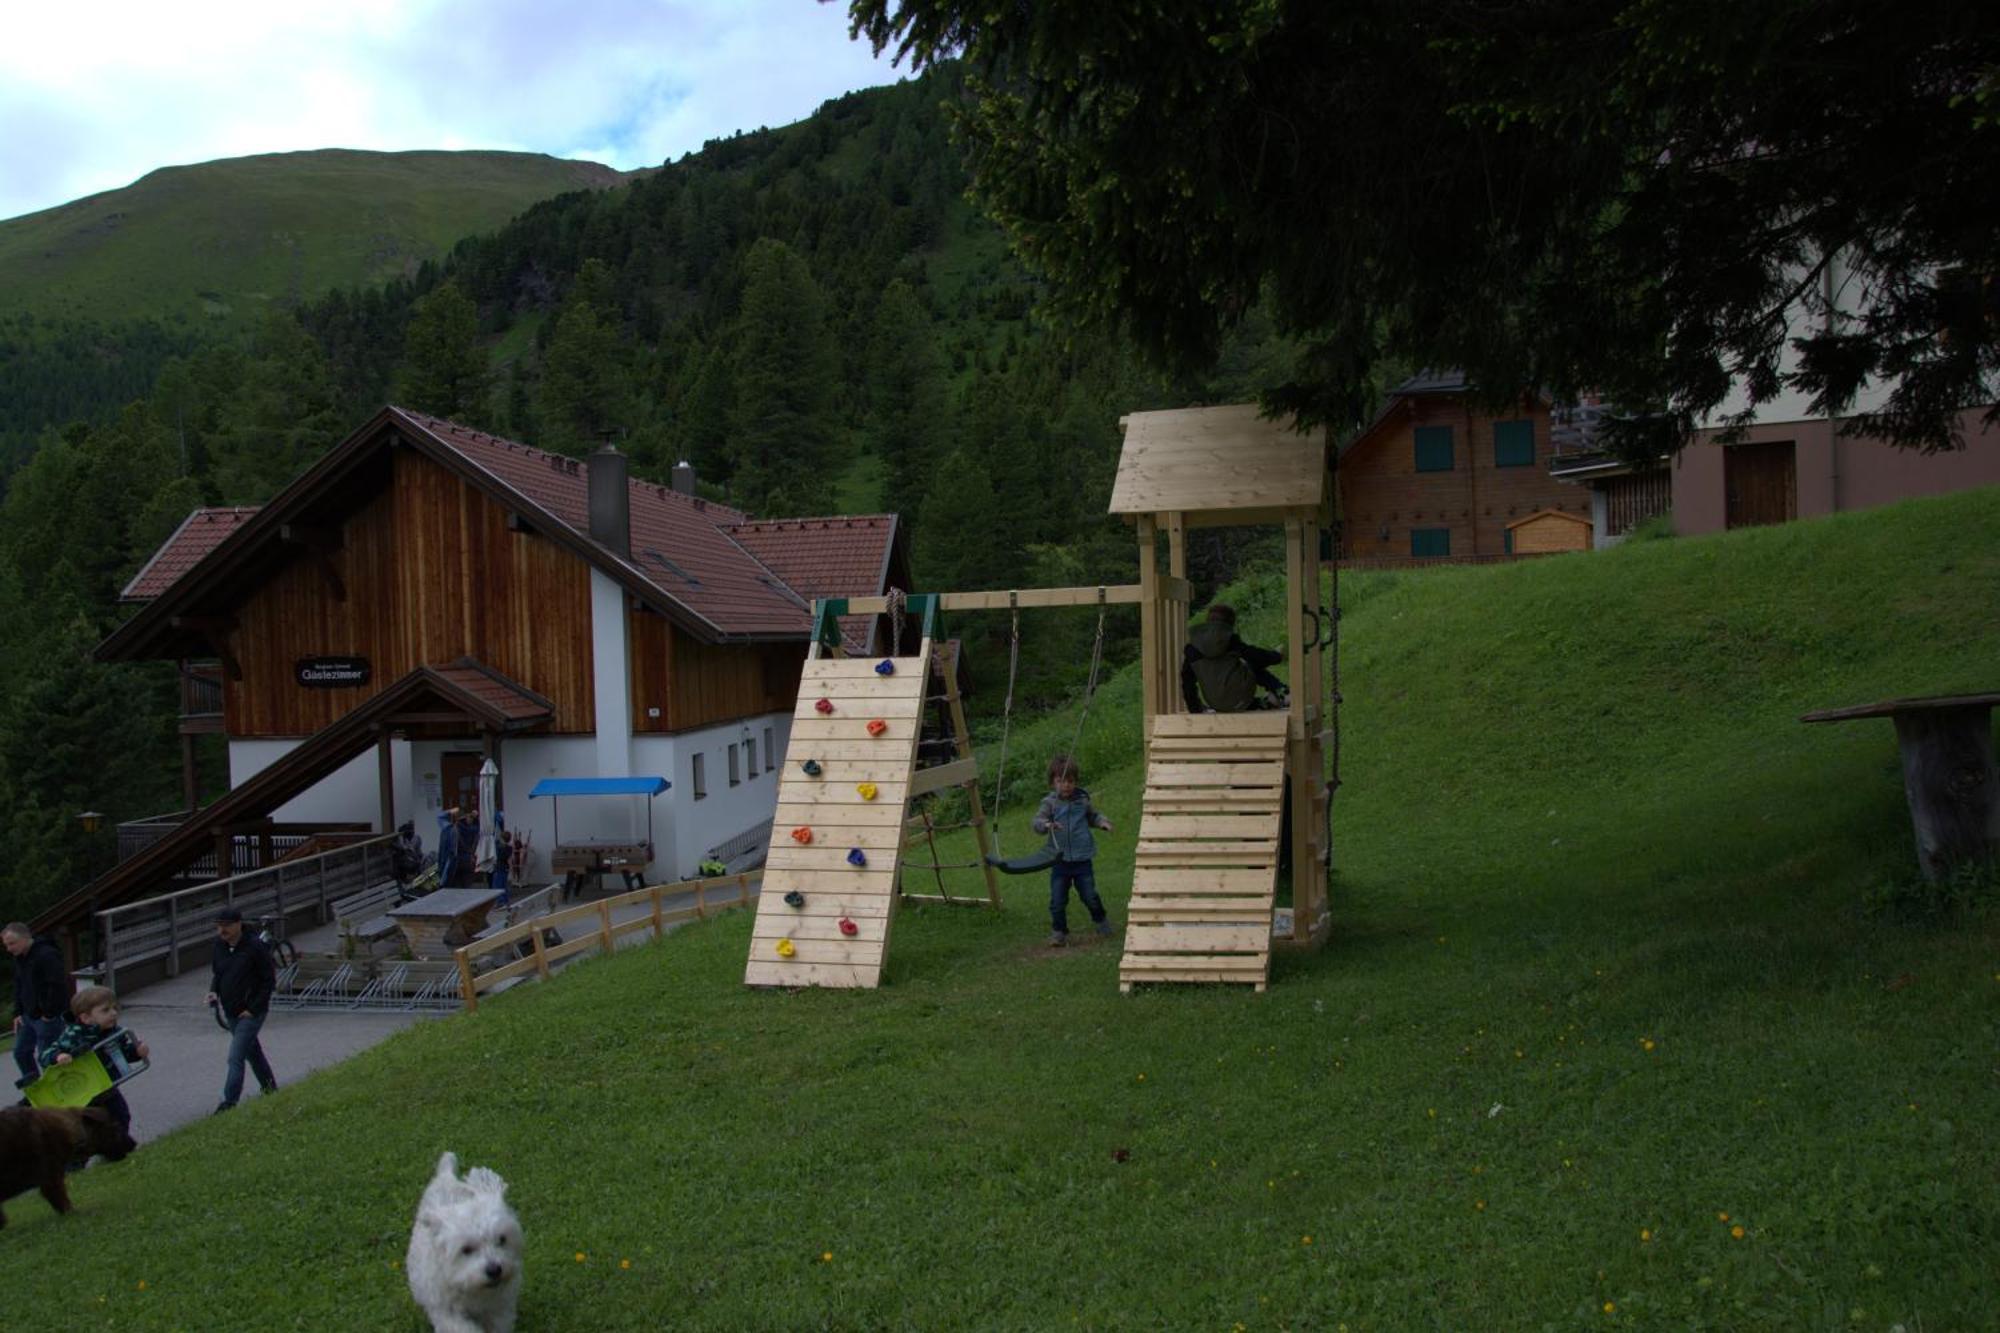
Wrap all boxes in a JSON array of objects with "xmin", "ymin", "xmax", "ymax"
[
  {"xmin": 1337, "ymin": 371, "xmax": 1594, "ymax": 561},
  {"xmin": 37, "ymin": 406, "xmax": 908, "ymax": 942}
]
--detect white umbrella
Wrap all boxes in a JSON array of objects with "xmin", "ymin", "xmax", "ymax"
[{"xmin": 475, "ymin": 758, "xmax": 500, "ymax": 875}]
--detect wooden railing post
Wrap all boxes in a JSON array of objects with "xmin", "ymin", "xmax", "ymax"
[
  {"xmin": 456, "ymin": 947, "xmax": 478, "ymax": 1013},
  {"xmin": 650, "ymin": 885, "xmax": 665, "ymax": 939},
  {"xmin": 531, "ymin": 927, "xmax": 550, "ymax": 979},
  {"xmin": 737, "ymin": 873, "xmax": 749, "ymax": 908},
  {"xmin": 166, "ymin": 897, "xmax": 180, "ymax": 978},
  {"xmin": 598, "ymin": 900, "xmax": 614, "ymax": 955},
  {"xmin": 101, "ymin": 911, "xmax": 118, "ymax": 993},
  {"xmin": 695, "ymin": 877, "xmax": 706, "ymax": 919}
]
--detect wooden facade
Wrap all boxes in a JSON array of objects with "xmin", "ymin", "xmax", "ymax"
[
  {"xmin": 221, "ymin": 447, "xmax": 801, "ymax": 739},
  {"xmin": 1505, "ymin": 508, "xmax": 1592, "ymax": 554},
  {"xmin": 1338, "ymin": 396, "xmax": 1589, "ymax": 559}
]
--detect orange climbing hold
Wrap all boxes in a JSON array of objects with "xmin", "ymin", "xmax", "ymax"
[
  {"xmin": 866, "ymin": 719, "xmax": 888, "ymax": 737},
  {"xmin": 790, "ymin": 826, "xmax": 814, "ymax": 845}
]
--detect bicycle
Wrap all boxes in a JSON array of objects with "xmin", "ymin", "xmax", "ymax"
[{"xmin": 253, "ymin": 914, "xmax": 300, "ymax": 968}]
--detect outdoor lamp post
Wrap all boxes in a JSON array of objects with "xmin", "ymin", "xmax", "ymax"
[{"xmin": 77, "ymin": 810, "xmax": 105, "ymax": 834}]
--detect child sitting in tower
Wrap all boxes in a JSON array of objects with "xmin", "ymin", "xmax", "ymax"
[{"xmin": 1181, "ymin": 602, "xmax": 1286, "ymax": 713}]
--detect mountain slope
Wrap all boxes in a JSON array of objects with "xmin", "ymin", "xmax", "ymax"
[{"xmin": 0, "ymin": 149, "xmax": 629, "ymax": 324}]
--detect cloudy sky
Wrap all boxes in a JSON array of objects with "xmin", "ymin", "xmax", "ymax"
[{"xmin": 0, "ymin": 0, "xmax": 907, "ymax": 223}]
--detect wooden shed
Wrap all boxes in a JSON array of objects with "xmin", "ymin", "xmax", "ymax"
[{"xmin": 1504, "ymin": 508, "xmax": 1592, "ymax": 554}]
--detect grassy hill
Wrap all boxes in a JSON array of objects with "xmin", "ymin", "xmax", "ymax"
[
  {"xmin": 0, "ymin": 149, "xmax": 629, "ymax": 325},
  {"xmin": 8, "ymin": 492, "xmax": 1999, "ymax": 1328}
]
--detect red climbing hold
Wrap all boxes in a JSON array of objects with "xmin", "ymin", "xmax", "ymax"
[
  {"xmin": 815, "ymin": 697, "xmax": 835, "ymax": 714},
  {"xmin": 838, "ymin": 917, "xmax": 859, "ymax": 937},
  {"xmin": 790, "ymin": 826, "xmax": 814, "ymax": 845},
  {"xmin": 866, "ymin": 719, "xmax": 888, "ymax": 737}
]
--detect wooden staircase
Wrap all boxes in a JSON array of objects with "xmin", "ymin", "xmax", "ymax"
[
  {"xmin": 1119, "ymin": 712, "xmax": 1288, "ymax": 992},
  {"xmin": 744, "ymin": 645, "xmax": 932, "ymax": 989}
]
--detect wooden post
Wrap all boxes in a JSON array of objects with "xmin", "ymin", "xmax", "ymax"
[
  {"xmin": 378, "ymin": 728, "xmax": 395, "ymax": 834},
  {"xmin": 457, "ymin": 949, "xmax": 479, "ymax": 1013},
  {"xmin": 181, "ymin": 734, "xmax": 198, "ymax": 814},
  {"xmin": 1892, "ymin": 705, "xmax": 1999, "ymax": 881},
  {"xmin": 694, "ymin": 877, "xmax": 706, "ymax": 918},
  {"xmin": 1137, "ymin": 515, "xmax": 1160, "ymax": 733},
  {"xmin": 737, "ymin": 873, "xmax": 750, "ymax": 908},
  {"xmin": 166, "ymin": 896, "xmax": 180, "ymax": 978},
  {"xmin": 938, "ymin": 641, "xmax": 1002, "ymax": 908},
  {"xmin": 1284, "ymin": 517, "xmax": 1314, "ymax": 945},
  {"xmin": 530, "ymin": 926, "xmax": 550, "ymax": 979},
  {"xmin": 650, "ymin": 884, "xmax": 665, "ymax": 938},
  {"xmin": 598, "ymin": 900, "xmax": 614, "ymax": 954}
]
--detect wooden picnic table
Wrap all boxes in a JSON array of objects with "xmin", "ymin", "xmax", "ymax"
[
  {"xmin": 1801, "ymin": 691, "xmax": 1999, "ymax": 881},
  {"xmin": 388, "ymin": 887, "xmax": 503, "ymax": 958}
]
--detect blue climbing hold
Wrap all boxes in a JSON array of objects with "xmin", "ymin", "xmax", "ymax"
[
  {"xmin": 874, "ymin": 659, "xmax": 895, "ymax": 675},
  {"xmin": 801, "ymin": 759, "xmax": 823, "ymax": 777},
  {"xmin": 846, "ymin": 848, "xmax": 868, "ymax": 868},
  {"xmin": 783, "ymin": 890, "xmax": 805, "ymax": 909}
]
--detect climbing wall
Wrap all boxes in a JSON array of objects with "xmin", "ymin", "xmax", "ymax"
[
  {"xmin": 1119, "ymin": 712, "xmax": 1289, "ymax": 993},
  {"xmin": 744, "ymin": 645, "xmax": 932, "ymax": 989}
]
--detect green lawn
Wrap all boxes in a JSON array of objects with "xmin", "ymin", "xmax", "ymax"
[{"xmin": 10, "ymin": 490, "xmax": 1999, "ymax": 1330}]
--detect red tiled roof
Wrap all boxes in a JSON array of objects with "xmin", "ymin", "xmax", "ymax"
[
  {"xmin": 392, "ymin": 409, "xmax": 813, "ymax": 638},
  {"xmin": 120, "ymin": 507, "xmax": 261, "ymax": 602},
  {"xmin": 430, "ymin": 658, "xmax": 556, "ymax": 725},
  {"xmin": 726, "ymin": 516, "xmax": 898, "ymax": 653}
]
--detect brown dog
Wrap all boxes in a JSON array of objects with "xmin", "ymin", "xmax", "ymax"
[{"xmin": 0, "ymin": 1105, "xmax": 137, "ymax": 1229}]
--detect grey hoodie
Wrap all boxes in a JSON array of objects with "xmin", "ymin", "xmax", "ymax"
[{"xmin": 1031, "ymin": 787, "xmax": 1111, "ymax": 862}]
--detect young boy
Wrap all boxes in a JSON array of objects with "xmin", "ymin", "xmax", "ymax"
[
  {"xmin": 41, "ymin": 985, "xmax": 149, "ymax": 1136},
  {"xmin": 1031, "ymin": 754, "xmax": 1117, "ymax": 947}
]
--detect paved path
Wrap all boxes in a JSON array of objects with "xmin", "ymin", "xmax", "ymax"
[{"xmin": 58, "ymin": 877, "xmax": 760, "ymax": 1145}]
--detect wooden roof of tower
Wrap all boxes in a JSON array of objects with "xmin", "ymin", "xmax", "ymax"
[{"xmin": 1110, "ymin": 404, "xmax": 1328, "ymax": 526}]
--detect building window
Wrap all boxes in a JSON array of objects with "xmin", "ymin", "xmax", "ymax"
[
  {"xmin": 1414, "ymin": 425, "xmax": 1454, "ymax": 472},
  {"xmin": 1494, "ymin": 418, "xmax": 1535, "ymax": 467},
  {"xmin": 1411, "ymin": 527, "xmax": 1451, "ymax": 558},
  {"xmin": 692, "ymin": 752, "xmax": 707, "ymax": 800},
  {"xmin": 763, "ymin": 726, "xmax": 775, "ymax": 771},
  {"xmin": 745, "ymin": 736, "xmax": 758, "ymax": 776},
  {"xmin": 728, "ymin": 744, "xmax": 741, "ymax": 786}
]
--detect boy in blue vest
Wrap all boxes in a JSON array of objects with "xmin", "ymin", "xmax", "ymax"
[{"xmin": 1031, "ymin": 754, "xmax": 1117, "ymax": 947}]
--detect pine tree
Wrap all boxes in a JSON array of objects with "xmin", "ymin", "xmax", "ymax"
[
  {"xmin": 400, "ymin": 281, "xmax": 489, "ymax": 422},
  {"xmin": 728, "ymin": 238, "xmax": 838, "ymax": 515},
  {"xmin": 539, "ymin": 260, "xmax": 631, "ymax": 455},
  {"xmin": 864, "ymin": 279, "xmax": 946, "ymax": 521}
]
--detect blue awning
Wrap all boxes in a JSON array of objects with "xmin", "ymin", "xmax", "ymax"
[{"xmin": 528, "ymin": 777, "xmax": 670, "ymax": 798}]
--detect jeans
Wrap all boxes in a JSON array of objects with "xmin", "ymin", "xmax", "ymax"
[
  {"xmin": 12, "ymin": 1015, "xmax": 62, "ymax": 1085},
  {"xmin": 1048, "ymin": 860, "xmax": 1107, "ymax": 934},
  {"xmin": 220, "ymin": 1011, "xmax": 276, "ymax": 1107}
]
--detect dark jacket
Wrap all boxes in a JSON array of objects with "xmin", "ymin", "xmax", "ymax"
[
  {"xmin": 1181, "ymin": 623, "xmax": 1283, "ymax": 712},
  {"xmin": 211, "ymin": 932, "xmax": 275, "ymax": 1018},
  {"xmin": 10, "ymin": 934, "xmax": 66, "ymax": 1023},
  {"xmin": 40, "ymin": 1021, "xmax": 140, "ymax": 1071}
]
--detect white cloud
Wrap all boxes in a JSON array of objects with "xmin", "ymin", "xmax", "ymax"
[{"xmin": 0, "ymin": 0, "xmax": 904, "ymax": 222}]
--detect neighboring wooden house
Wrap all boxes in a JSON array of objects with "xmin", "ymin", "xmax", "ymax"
[
  {"xmin": 1337, "ymin": 371, "xmax": 1594, "ymax": 560},
  {"xmin": 56, "ymin": 406, "xmax": 908, "ymax": 935},
  {"xmin": 1504, "ymin": 508, "xmax": 1592, "ymax": 554}
]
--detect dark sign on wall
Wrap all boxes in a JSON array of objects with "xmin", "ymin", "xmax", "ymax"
[{"xmin": 295, "ymin": 656, "xmax": 372, "ymax": 688}]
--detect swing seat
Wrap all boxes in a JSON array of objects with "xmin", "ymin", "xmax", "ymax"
[{"xmin": 985, "ymin": 846, "xmax": 1060, "ymax": 875}]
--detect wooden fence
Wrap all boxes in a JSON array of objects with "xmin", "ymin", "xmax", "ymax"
[{"xmin": 453, "ymin": 873, "xmax": 757, "ymax": 1012}]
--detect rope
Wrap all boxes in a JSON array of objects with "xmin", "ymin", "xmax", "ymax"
[
  {"xmin": 1065, "ymin": 593, "xmax": 1109, "ymax": 762},
  {"xmin": 885, "ymin": 587, "xmax": 906, "ymax": 658},
  {"xmin": 986, "ymin": 600, "xmax": 1022, "ymax": 856}
]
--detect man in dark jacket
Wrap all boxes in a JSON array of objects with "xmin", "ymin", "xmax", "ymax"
[
  {"xmin": 205, "ymin": 908, "xmax": 277, "ymax": 1112},
  {"xmin": 5, "ymin": 922, "xmax": 67, "ymax": 1085},
  {"xmin": 1181, "ymin": 603, "xmax": 1287, "ymax": 713}
]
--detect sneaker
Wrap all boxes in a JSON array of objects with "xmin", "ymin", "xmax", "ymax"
[
  {"xmin": 1094, "ymin": 920, "xmax": 1115, "ymax": 937},
  {"xmin": 1046, "ymin": 931, "xmax": 1068, "ymax": 948},
  {"xmin": 259, "ymin": 1083, "xmax": 278, "ymax": 1096},
  {"xmin": 213, "ymin": 1102, "xmax": 235, "ymax": 1116}
]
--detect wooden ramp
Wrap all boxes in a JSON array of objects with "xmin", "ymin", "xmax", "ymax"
[
  {"xmin": 744, "ymin": 645, "xmax": 931, "ymax": 989},
  {"xmin": 1120, "ymin": 712, "xmax": 1289, "ymax": 993}
]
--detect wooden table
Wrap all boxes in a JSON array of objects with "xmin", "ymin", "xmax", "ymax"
[
  {"xmin": 550, "ymin": 840, "xmax": 652, "ymax": 899},
  {"xmin": 388, "ymin": 888, "xmax": 503, "ymax": 958},
  {"xmin": 1802, "ymin": 691, "xmax": 2000, "ymax": 881}
]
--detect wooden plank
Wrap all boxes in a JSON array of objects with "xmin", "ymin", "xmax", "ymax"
[
  {"xmin": 1126, "ymin": 924, "xmax": 1269, "ymax": 952},
  {"xmin": 838, "ymin": 585, "xmax": 1147, "ymax": 614},
  {"xmin": 750, "ymin": 936, "xmax": 884, "ymax": 965},
  {"xmin": 760, "ymin": 867, "xmax": 899, "ymax": 894},
  {"xmin": 910, "ymin": 757, "xmax": 979, "ymax": 797},
  {"xmin": 743, "ymin": 960, "xmax": 878, "ymax": 988},
  {"xmin": 1130, "ymin": 868, "xmax": 1275, "ymax": 893},
  {"xmin": 1136, "ymin": 839, "xmax": 1277, "ymax": 857},
  {"xmin": 774, "ymin": 801, "xmax": 907, "ymax": 826},
  {"xmin": 1130, "ymin": 901, "xmax": 1278, "ymax": 921},
  {"xmin": 792, "ymin": 694, "xmax": 925, "ymax": 720},
  {"xmin": 1143, "ymin": 793, "xmax": 1284, "ymax": 814},
  {"xmin": 752, "ymin": 915, "xmax": 889, "ymax": 942},
  {"xmin": 773, "ymin": 781, "xmax": 912, "ymax": 804},
  {"xmin": 786, "ymin": 717, "xmax": 918, "ymax": 742},
  {"xmin": 1118, "ymin": 952, "xmax": 1267, "ymax": 974},
  {"xmin": 1118, "ymin": 967, "xmax": 1267, "ymax": 987},
  {"xmin": 802, "ymin": 658, "xmax": 924, "ymax": 680},
  {"xmin": 1151, "ymin": 712, "xmax": 1289, "ymax": 737},
  {"xmin": 795, "ymin": 675, "xmax": 934, "ymax": 699},
  {"xmin": 778, "ymin": 742, "xmax": 936, "ymax": 765},
  {"xmin": 1145, "ymin": 762, "xmax": 1286, "ymax": 785},
  {"xmin": 1138, "ymin": 814, "xmax": 1282, "ymax": 840},
  {"xmin": 753, "ymin": 891, "xmax": 893, "ymax": 917}
]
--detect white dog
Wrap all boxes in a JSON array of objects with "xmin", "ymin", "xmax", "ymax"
[{"xmin": 406, "ymin": 1151, "xmax": 523, "ymax": 1333}]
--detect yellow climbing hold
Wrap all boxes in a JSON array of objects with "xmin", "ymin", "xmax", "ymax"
[
  {"xmin": 857, "ymin": 782, "xmax": 878, "ymax": 801},
  {"xmin": 775, "ymin": 938, "xmax": 796, "ymax": 958}
]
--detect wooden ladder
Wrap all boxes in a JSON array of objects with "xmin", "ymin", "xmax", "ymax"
[
  {"xmin": 744, "ymin": 643, "xmax": 933, "ymax": 989},
  {"xmin": 1119, "ymin": 712, "xmax": 1289, "ymax": 993}
]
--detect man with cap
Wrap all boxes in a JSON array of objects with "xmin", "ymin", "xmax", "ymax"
[
  {"xmin": 4, "ymin": 920, "xmax": 68, "ymax": 1087},
  {"xmin": 205, "ymin": 908, "xmax": 277, "ymax": 1112}
]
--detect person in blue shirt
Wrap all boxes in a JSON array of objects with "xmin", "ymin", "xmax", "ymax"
[{"xmin": 1031, "ymin": 754, "xmax": 1117, "ymax": 948}]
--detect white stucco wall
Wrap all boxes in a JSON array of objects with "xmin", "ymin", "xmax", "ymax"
[
  {"xmin": 229, "ymin": 739, "xmax": 408, "ymax": 829},
  {"xmin": 590, "ymin": 570, "xmax": 632, "ymax": 781},
  {"xmin": 1700, "ymin": 249, "xmax": 1895, "ymax": 428}
]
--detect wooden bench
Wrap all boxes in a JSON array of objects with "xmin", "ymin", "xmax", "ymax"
[{"xmin": 332, "ymin": 881, "xmax": 406, "ymax": 949}]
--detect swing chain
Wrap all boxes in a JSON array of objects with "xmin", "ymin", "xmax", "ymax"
[
  {"xmin": 1067, "ymin": 588, "xmax": 1109, "ymax": 763},
  {"xmin": 988, "ymin": 595, "xmax": 1022, "ymax": 856}
]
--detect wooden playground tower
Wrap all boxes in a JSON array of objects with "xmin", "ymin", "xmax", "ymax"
[{"xmin": 745, "ymin": 403, "xmax": 1333, "ymax": 991}]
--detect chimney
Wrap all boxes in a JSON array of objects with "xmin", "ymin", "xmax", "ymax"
[
  {"xmin": 587, "ymin": 444, "xmax": 630, "ymax": 558},
  {"xmin": 670, "ymin": 459, "xmax": 696, "ymax": 495}
]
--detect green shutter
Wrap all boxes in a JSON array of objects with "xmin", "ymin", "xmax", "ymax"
[
  {"xmin": 1414, "ymin": 426, "xmax": 1454, "ymax": 472},
  {"xmin": 1494, "ymin": 419, "xmax": 1535, "ymax": 467},
  {"xmin": 1410, "ymin": 528, "xmax": 1451, "ymax": 558}
]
